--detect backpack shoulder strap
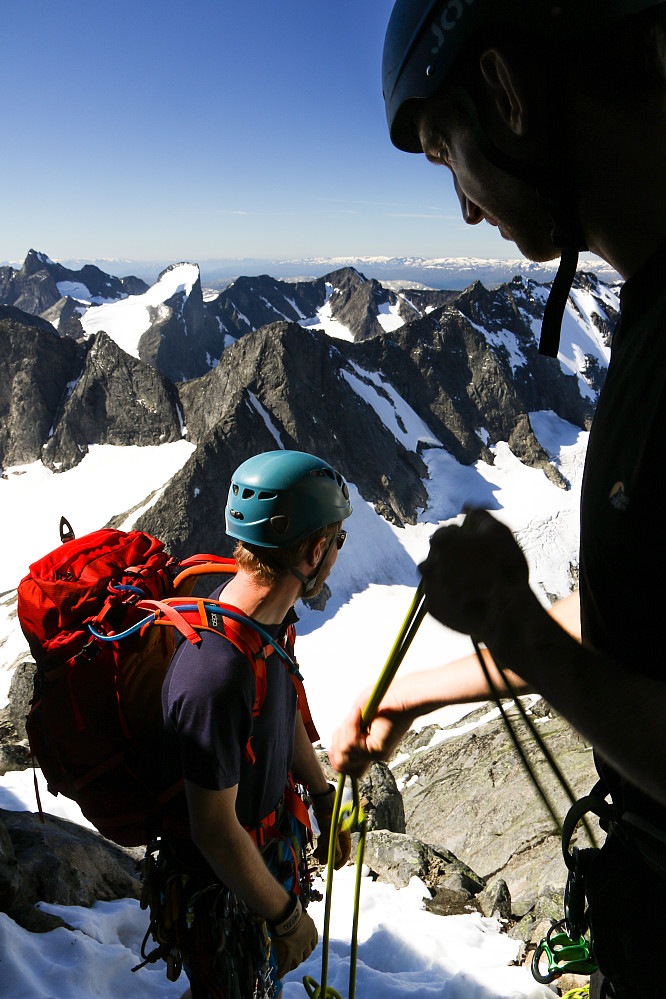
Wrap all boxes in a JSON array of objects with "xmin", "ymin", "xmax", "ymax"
[{"xmin": 172, "ymin": 557, "xmax": 236, "ymax": 598}]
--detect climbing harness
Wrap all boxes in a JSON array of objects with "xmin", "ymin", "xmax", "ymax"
[
  {"xmin": 137, "ymin": 798, "xmax": 317, "ymax": 998},
  {"xmin": 135, "ymin": 838, "xmax": 276, "ymax": 998},
  {"xmin": 304, "ymin": 583, "xmax": 427, "ymax": 999}
]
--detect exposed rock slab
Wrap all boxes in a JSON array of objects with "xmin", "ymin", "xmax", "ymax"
[
  {"xmin": 0, "ymin": 310, "xmax": 86, "ymax": 469},
  {"xmin": 395, "ymin": 703, "xmax": 600, "ymax": 913}
]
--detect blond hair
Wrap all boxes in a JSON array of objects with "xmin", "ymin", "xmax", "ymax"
[{"xmin": 234, "ymin": 522, "xmax": 339, "ymax": 587}]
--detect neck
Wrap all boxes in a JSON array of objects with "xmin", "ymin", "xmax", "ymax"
[
  {"xmin": 221, "ymin": 569, "xmax": 301, "ymax": 626},
  {"xmin": 572, "ymin": 94, "xmax": 666, "ymax": 280}
]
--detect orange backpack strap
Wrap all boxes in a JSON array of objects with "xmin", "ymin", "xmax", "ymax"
[
  {"xmin": 292, "ymin": 675, "xmax": 319, "ymax": 743},
  {"xmin": 281, "ymin": 622, "xmax": 319, "ymax": 742},
  {"xmin": 172, "ymin": 557, "xmax": 236, "ymax": 597}
]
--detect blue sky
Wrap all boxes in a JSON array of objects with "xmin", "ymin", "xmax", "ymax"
[{"xmin": 0, "ymin": 0, "xmax": 512, "ymax": 266}]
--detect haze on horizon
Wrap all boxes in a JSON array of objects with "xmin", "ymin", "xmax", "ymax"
[{"xmin": 1, "ymin": 0, "xmax": 519, "ymax": 266}]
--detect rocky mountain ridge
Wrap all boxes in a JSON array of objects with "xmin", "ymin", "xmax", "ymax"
[
  {"xmin": 0, "ymin": 250, "xmax": 148, "ymax": 332},
  {"xmin": 1, "ymin": 274, "xmax": 604, "ymax": 562},
  {"xmin": 2, "ymin": 250, "xmax": 617, "ymax": 391}
]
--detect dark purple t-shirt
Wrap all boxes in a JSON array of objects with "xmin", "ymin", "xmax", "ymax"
[{"xmin": 162, "ymin": 590, "xmax": 298, "ymax": 828}]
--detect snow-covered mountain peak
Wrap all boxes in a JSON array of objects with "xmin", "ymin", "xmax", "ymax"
[{"xmin": 80, "ymin": 262, "xmax": 202, "ymax": 361}]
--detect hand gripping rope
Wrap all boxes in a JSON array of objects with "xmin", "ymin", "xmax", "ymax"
[{"xmin": 303, "ymin": 583, "xmax": 427, "ymax": 999}]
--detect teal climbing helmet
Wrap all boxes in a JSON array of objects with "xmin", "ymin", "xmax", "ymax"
[{"xmin": 225, "ymin": 450, "xmax": 352, "ymax": 549}]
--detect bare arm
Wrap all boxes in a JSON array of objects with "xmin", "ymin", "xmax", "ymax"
[
  {"xmin": 329, "ymin": 640, "xmax": 532, "ymax": 777},
  {"xmin": 185, "ymin": 780, "xmax": 290, "ymax": 921}
]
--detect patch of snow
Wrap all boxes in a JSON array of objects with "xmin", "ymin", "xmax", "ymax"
[
  {"xmin": 0, "ymin": 442, "xmax": 196, "ymax": 594},
  {"xmin": 376, "ymin": 300, "xmax": 405, "ymax": 333},
  {"xmin": 247, "ymin": 392, "xmax": 284, "ymax": 448},
  {"xmin": 0, "ymin": 765, "xmax": 553, "ymax": 999},
  {"xmin": 342, "ymin": 362, "xmax": 440, "ymax": 451},
  {"xmin": 80, "ymin": 263, "xmax": 200, "ymax": 358},
  {"xmin": 299, "ymin": 301, "xmax": 354, "ymax": 341}
]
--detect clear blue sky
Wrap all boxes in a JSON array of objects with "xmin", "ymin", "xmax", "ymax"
[{"xmin": 0, "ymin": 0, "xmax": 511, "ymax": 265}]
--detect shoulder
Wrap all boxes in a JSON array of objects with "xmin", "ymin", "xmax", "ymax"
[{"xmin": 166, "ymin": 629, "xmax": 257, "ymax": 710}]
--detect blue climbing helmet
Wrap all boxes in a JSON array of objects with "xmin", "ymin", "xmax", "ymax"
[
  {"xmin": 225, "ymin": 450, "xmax": 352, "ymax": 549},
  {"xmin": 383, "ymin": 0, "xmax": 666, "ymax": 153}
]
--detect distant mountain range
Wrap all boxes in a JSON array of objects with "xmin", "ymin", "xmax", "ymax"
[
  {"xmin": 0, "ymin": 247, "xmax": 618, "ymax": 566},
  {"xmin": 0, "ymin": 251, "xmax": 620, "ymax": 289}
]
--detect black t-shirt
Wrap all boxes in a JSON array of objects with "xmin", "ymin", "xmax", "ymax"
[
  {"xmin": 162, "ymin": 587, "xmax": 298, "ymax": 828},
  {"xmin": 579, "ymin": 240, "xmax": 666, "ymax": 830}
]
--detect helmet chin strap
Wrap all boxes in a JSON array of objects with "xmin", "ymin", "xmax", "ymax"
[
  {"xmin": 290, "ymin": 533, "xmax": 337, "ymax": 596},
  {"xmin": 451, "ymin": 84, "xmax": 587, "ymax": 358}
]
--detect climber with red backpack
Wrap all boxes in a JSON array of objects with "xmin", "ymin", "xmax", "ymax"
[
  {"xmin": 18, "ymin": 448, "xmax": 352, "ymax": 999},
  {"xmin": 152, "ymin": 450, "xmax": 352, "ymax": 999}
]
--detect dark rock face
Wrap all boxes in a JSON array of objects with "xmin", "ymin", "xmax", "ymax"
[
  {"xmin": 357, "ymin": 762, "xmax": 406, "ymax": 833},
  {"xmin": 0, "ymin": 810, "xmax": 140, "ymax": 908},
  {"xmin": 146, "ymin": 322, "xmax": 428, "ymax": 556},
  {"xmin": 137, "ymin": 266, "xmax": 225, "ymax": 382},
  {"xmin": 0, "ymin": 310, "xmax": 87, "ymax": 470},
  {"xmin": 4, "ymin": 661, "xmax": 35, "ymax": 743},
  {"xmin": 209, "ymin": 273, "xmax": 326, "ymax": 338},
  {"xmin": 394, "ymin": 286, "xmax": 459, "ymax": 322},
  {"xmin": 0, "ymin": 262, "xmax": 61, "ymax": 315},
  {"xmin": 42, "ymin": 332, "xmax": 185, "ymax": 471},
  {"xmin": 324, "ymin": 268, "xmax": 389, "ymax": 342},
  {"xmin": 39, "ymin": 296, "xmax": 86, "ymax": 339}
]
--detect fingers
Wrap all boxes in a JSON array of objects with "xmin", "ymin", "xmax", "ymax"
[{"xmin": 329, "ymin": 706, "xmax": 371, "ymax": 777}]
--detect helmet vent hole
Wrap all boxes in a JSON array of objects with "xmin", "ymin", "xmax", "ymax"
[
  {"xmin": 270, "ymin": 515, "xmax": 289, "ymax": 534},
  {"xmin": 242, "ymin": 488, "xmax": 255, "ymax": 500},
  {"xmin": 232, "ymin": 484, "xmax": 239, "ymax": 495},
  {"xmin": 258, "ymin": 491, "xmax": 276, "ymax": 500}
]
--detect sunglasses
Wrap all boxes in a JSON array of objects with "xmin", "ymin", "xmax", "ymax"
[{"xmin": 336, "ymin": 530, "xmax": 347, "ymax": 551}]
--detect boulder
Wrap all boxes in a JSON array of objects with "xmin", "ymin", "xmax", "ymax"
[
  {"xmin": 6, "ymin": 660, "xmax": 35, "ymax": 742},
  {"xmin": 0, "ymin": 809, "xmax": 141, "ymax": 909},
  {"xmin": 0, "ymin": 817, "xmax": 20, "ymax": 909},
  {"xmin": 359, "ymin": 828, "xmax": 485, "ymax": 895},
  {"xmin": 358, "ymin": 761, "xmax": 405, "ymax": 834},
  {"xmin": 477, "ymin": 876, "xmax": 512, "ymax": 921}
]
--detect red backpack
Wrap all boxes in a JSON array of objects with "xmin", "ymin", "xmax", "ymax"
[{"xmin": 17, "ymin": 524, "xmax": 316, "ymax": 847}]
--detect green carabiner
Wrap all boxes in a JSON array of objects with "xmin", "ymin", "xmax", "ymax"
[{"xmin": 532, "ymin": 922, "xmax": 597, "ymax": 984}]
